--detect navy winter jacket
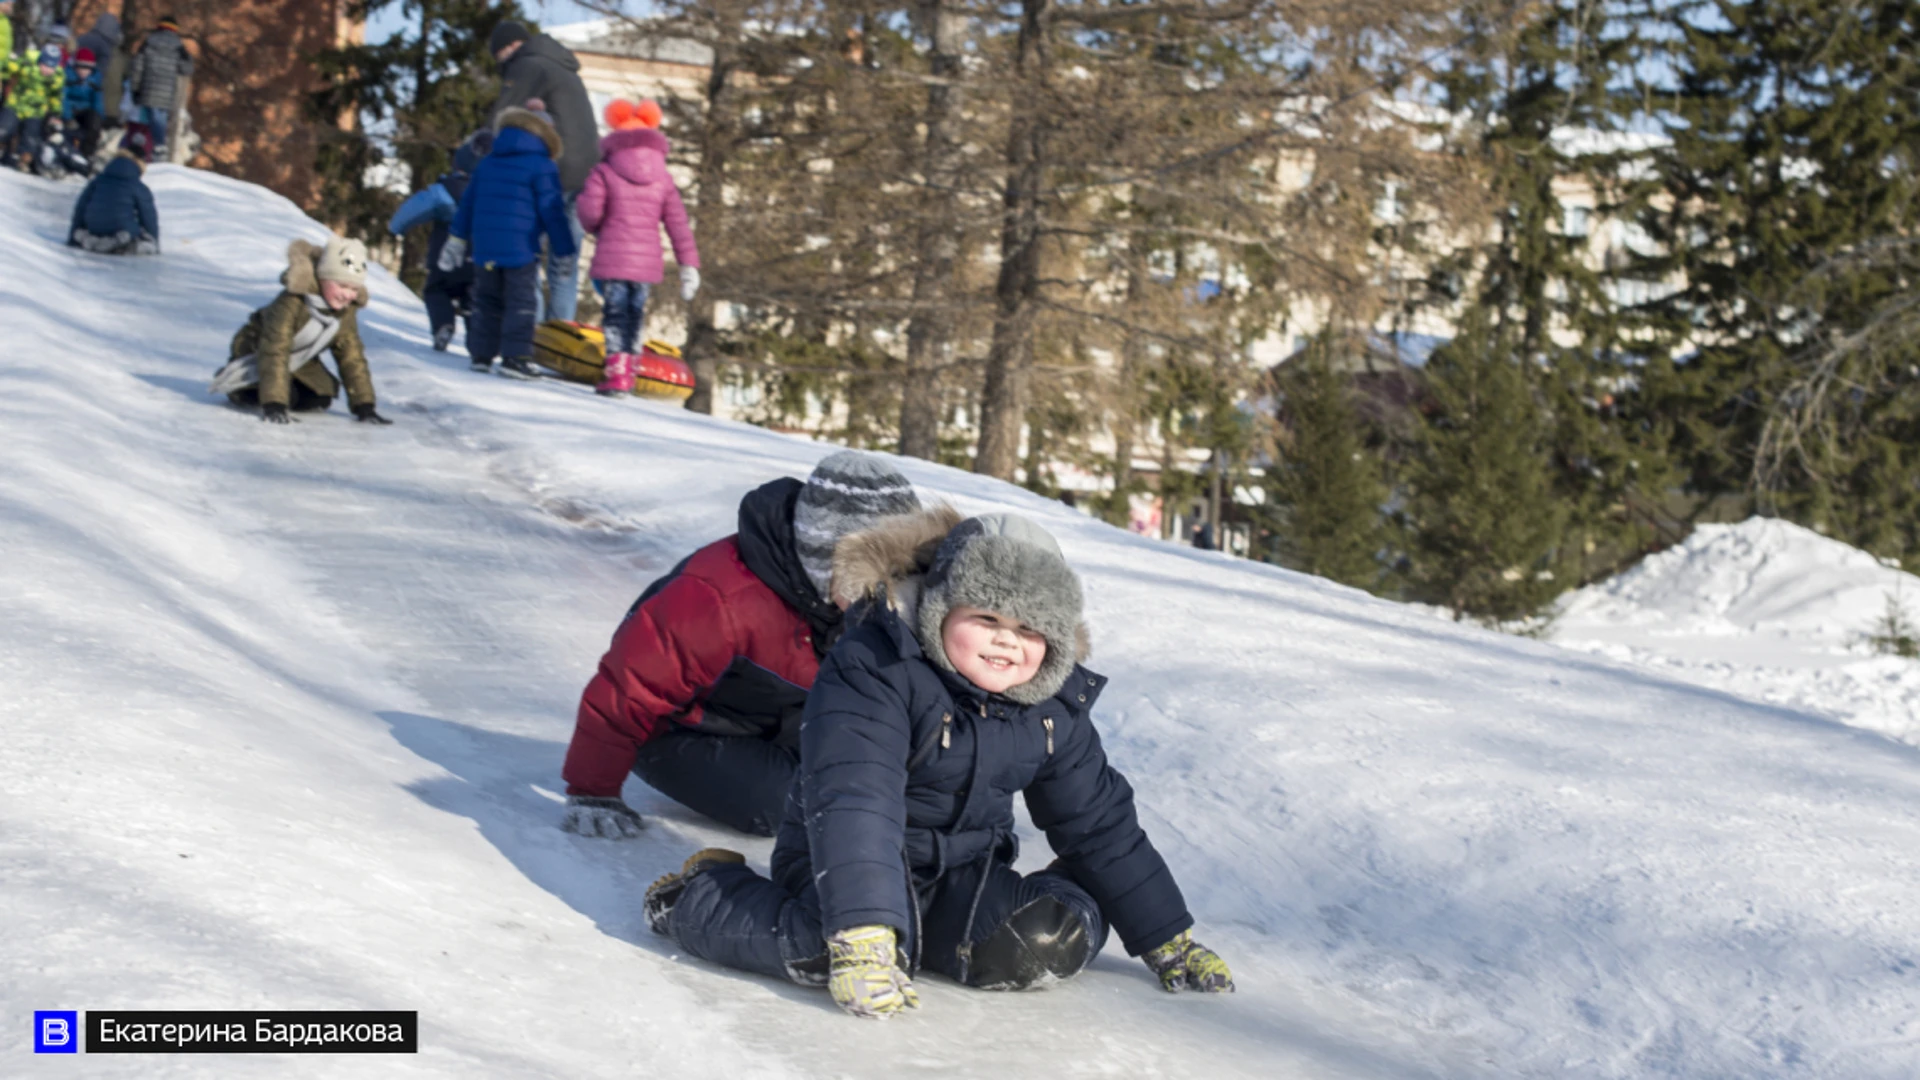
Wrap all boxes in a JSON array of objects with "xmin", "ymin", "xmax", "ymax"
[
  {"xmin": 771, "ymin": 604, "xmax": 1193, "ymax": 958},
  {"xmin": 450, "ymin": 124, "xmax": 576, "ymax": 271},
  {"xmin": 70, "ymin": 156, "xmax": 158, "ymax": 241}
]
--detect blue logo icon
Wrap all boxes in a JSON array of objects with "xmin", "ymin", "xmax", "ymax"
[{"xmin": 35, "ymin": 1011, "xmax": 78, "ymax": 1053}]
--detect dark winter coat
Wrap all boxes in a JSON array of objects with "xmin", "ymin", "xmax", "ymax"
[
  {"xmin": 451, "ymin": 109, "xmax": 576, "ymax": 271},
  {"xmin": 76, "ymin": 15, "xmax": 123, "ymax": 70},
  {"xmin": 578, "ymin": 127, "xmax": 700, "ymax": 285},
  {"xmin": 128, "ymin": 28, "xmax": 192, "ymax": 111},
  {"xmin": 767, "ymin": 508, "xmax": 1194, "ymax": 958},
  {"xmin": 564, "ymin": 477, "xmax": 846, "ymax": 799},
  {"xmin": 490, "ymin": 33, "xmax": 596, "ymax": 194},
  {"xmin": 61, "ymin": 63, "xmax": 104, "ymax": 118},
  {"xmin": 70, "ymin": 154, "xmax": 158, "ymax": 241},
  {"xmin": 227, "ymin": 240, "xmax": 376, "ymax": 411}
]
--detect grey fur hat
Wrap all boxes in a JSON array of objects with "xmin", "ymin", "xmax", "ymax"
[{"xmin": 915, "ymin": 513, "xmax": 1086, "ymax": 704}]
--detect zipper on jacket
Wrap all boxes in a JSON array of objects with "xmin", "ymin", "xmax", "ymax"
[
  {"xmin": 907, "ymin": 713, "xmax": 952, "ymax": 772},
  {"xmin": 1043, "ymin": 717, "xmax": 1054, "ymax": 755}
]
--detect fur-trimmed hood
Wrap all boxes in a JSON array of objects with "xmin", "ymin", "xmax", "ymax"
[
  {"xmin": 495, "ymin": 106, "xmax": 563, "ymax": 161},
  {"xmin": 281, "ymin": 240, "xmax": 369, "ymax": 308},
  {"xmin": 834, "ymin": 506, "xmax": 1091, "ymax": 704}
]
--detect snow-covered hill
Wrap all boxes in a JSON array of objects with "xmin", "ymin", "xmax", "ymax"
[
  {"xmin": 4, "ymin": 166, "xmax": 1919, "ymax": 1079},
  {"xmin": 1556, "ymin": 519, "xmax": 1920, "ymax": 749}
]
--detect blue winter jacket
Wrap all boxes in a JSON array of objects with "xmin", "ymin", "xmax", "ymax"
[
  {"xmin": 450, "ymin": 119, "xmax": 576, "ymax": 270},
  {"xmin": 70, "ymin": 156, "xmax": 158, "ymax": 240},
  {"xmin": 61, "ymin": 64, "xmax": 103, "ymax": 119},
  {"xmin": 771, "ymin": 603, "xmax": 1193, "ymax": 958}
]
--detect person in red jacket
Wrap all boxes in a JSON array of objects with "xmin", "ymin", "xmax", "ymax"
[{"xmin": 561, "ymin": 451, "xmax": 922, "ymax": 838}]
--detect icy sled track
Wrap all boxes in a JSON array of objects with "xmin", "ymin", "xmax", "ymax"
[{"xmin": 2, "ymin": 166, "xmax": 1918, "ymax": 1079}]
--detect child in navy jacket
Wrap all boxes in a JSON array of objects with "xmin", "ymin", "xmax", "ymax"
[
  {"xmin": 441, "ymin": 107, "xmax": 575, "ymax": 377},
  {"xmin": 645, "ymin": 508, "xmax": 1235, "ymax": 1019}
]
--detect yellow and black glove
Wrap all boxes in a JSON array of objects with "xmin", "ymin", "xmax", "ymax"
[
  {"xmin": 1143, "ymin": 930, "xmax": 1234, "ymax": 993},
  {"xmin": 827, "ymin": 925, "xmax": 919, "ymax": 1019}
]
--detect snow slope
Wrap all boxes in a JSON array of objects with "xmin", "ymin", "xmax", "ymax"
[
  {"xmin": 3, "ymin": 166, "xmax": 1919, "ymax": 1079},
  {"xmin": 1556, "ymin": 519, "xmax": 1920, "ymax": 749}
]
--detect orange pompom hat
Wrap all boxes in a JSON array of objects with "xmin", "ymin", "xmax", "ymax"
[{"xmin": 604, "ymin": 98, "xmax": 663, "ymax": 132}]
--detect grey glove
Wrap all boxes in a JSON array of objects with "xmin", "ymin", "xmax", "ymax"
[
  {"xmin": 679, "ymin": 266, "xmax": 700, "ymax": 303},
  {"xmin": 561, "ymin": 795, "xmax": 645, "ymax": 839},
  {"xmin": 437, "ymin": 235, "xmax": 469, "ymax": 273}
]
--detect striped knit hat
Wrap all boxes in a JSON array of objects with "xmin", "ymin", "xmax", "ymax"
[{"xmin": 794, "ymin": 451, "xmax": 920, "ymax": 604}]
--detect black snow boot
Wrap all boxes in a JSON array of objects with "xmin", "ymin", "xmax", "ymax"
[
  {"xmin": 470, "ymin": 357, "xmax": 494, "ymax": 374},
  {"xmin": 643, "ymin": 848, "xmax": 746, "ymax": 936},
  {"xmin": 499, "ymin": 356, "xmax": 542, "ymax": 380}
]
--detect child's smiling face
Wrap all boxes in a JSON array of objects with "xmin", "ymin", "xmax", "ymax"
[
  {"xmin": 319, "ymin": 279, "xmax": 357, "ymax": 312},
  {"xmin": 941, "ymin": 605, "xmax": 1046, "ymax": 695}
]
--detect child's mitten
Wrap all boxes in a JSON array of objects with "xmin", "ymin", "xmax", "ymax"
[
  {"xmin": 680, "ymin": 266, "xmax": 700, "ymax": 302},
  {"xmin": 351, "ymin": 403, "xmax": 393, "ymax": 425},
  {"xmin": 827, "ymin": 925, "xmax": 919, "ymax": 1019},
  {"xmin": 1142, "ymin": 930, "xmax": 1235, "ymax": 994},
  {"xmin": 560, "ymin": 795, "xmax": 644, "ymax": 838},
  {"xmin": 437, "ymin": 236, "xmax": 468, "ymax": 273}
]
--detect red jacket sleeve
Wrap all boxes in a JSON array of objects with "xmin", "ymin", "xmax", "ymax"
[{"xmin": 562, "ymin": 572, "xmax": 739, "ymax": 797}]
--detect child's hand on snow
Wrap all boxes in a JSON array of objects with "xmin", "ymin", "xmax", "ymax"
[
  {"xmin": 827, "ymin": 925, "xmax": 918, "ymax": 1019},
  {"xmin": 1142, "ymin": 930, "xmax": 1234, "ymax": 994},
  {"xmin": 560, "ymin": 795, "xmax": 645, "ymax": 839},
  {"xmin": 261, "ymin": 403, "xmax": 294, "ymax": 424},
  {"xmin": 351, "ymin": 404, "xmax": 393, "ymax": 425}
]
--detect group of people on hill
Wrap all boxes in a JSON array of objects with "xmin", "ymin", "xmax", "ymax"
[
  {"xmin": 563, "ymin": 449, "xmax": 1237, "ymax": 1017},
  {"xmin": 397, "ymin": 20, "xmax": 699, "ymax": 393},
  {"xmin": 2, "ymin": 7, "xmax": 189, "ymax": 177}
]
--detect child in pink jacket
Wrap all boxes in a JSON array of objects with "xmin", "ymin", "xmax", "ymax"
[{"xmin": 577, "ymin": 99, "xmax": 702, "ymax": 395}]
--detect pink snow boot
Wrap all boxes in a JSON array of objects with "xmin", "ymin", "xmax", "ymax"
[{"xmin": 597, "ymin": 352, "xmax": 635, "ymax": 396}]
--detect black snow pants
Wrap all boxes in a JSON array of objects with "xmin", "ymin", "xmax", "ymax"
[
  {"xmin": 665, "ymin": 844, "xmax": 1109, "ymax": 991},
  {"xmin": 630, "ymin": 727, "xmax": 798, "ymax": 837},
  {"xmin": 423, "ymin": 261, "xmax": 473, "ymax": 338},
  {"xmin": 468, "ymin": 261, "xmax": 539, "ymax": 365}
]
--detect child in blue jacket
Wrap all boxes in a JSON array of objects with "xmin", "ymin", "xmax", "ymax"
[
  {"xmin": 645, "ymin": 508, "xmax": 1235, "ymax": 1019},
  {"xmin": 391, "ymin": 129, "xmax": 489, "ymax": 351},
  {"xmin": 440, "ymin": 107, "xmax": 575, "ymax": 378}
]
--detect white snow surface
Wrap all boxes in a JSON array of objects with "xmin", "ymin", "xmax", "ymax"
[
  {"xmin": 1555, "ymin": 519, "xmax": 1920, "ymax": 749},
  {"xmin": 4, "ymin": 166, "xmax": 1920, "ymax": 1078}
]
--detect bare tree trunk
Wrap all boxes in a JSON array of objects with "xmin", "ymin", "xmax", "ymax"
[
  {"xmin": 683, "ymin": 45, "xmax": 736, "ymax": 415},
  {"xmin": 1158, "ymin": 408, "xmax": 1176, "ymax": 539},
  {"xmin": 973, "ymin": 0, "xmax": 1050, "ymax": 480},
  {"xmin": 897, "ymin": 0, "xmax": 966, "ymax": 460}
]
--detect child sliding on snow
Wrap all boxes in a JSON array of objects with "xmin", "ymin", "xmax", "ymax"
[
  {"xmin": 209, "ymin": 235, "xmax": 390, "ymax": 425},
  {"xmin": 576, "ymin": 98, "xmax": 700, "ymax": 396},
  {"xmin": 645, "ymin": 509, "xmax": 1234, "ymax": 1018},
  {"xmin": 440, "ymin": 106, "xmax": 575, "ymax": 379}
]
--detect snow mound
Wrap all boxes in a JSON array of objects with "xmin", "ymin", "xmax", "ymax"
[
  {"xmin": 1561, "ymin": 518, "xmax": 1919, "ymax": 641},
  {"xmin": 4, "ymin": 167, "xmax": 1920, "ymax": 1079},
  {"xmin": 1556, "ymin": 519, "xmax": 1920, "ymax": 747}
]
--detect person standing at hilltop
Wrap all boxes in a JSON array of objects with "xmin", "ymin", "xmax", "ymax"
[
  {"xmin": 487, "ymin": 20, "xmax": 595, "ymax": 324},
  {"xmin": 127, "ymin": 14, "xmax": 191, "ymax": 160},
  {"xmin": 576, "ymin": 98, "xmax": 701, "ymax": 395}
]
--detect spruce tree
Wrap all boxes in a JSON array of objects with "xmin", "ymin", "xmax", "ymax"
[
  {"xmin": 1624, "ymin": 0, "xmax": 1920, "ymax": 566},
  {"xmin": 311, "ymin": 1, "xmax": 529, "ymax": 276},
  {"xmin": 1402, "ymin": 310, "xmax": 1569, "ymax": 622},
  {"xmin": 1265, "ymin": 337, "xmax": 1388, "ymax": 588}
]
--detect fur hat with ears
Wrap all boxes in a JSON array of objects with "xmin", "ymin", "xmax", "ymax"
[
  {"xmin": 283, "ymin": 240, "xmax": 370, "ymax": 307},
  {"xmin": 315, "ymin": 235, "xmax": 369, "ymax": 289},
  {"xmin": 915, "ymin": 514, "xmax": 1088, "ymax": 703},
  {"xmin": 834, "ymin": 508, "xmax": 1090, "ymax": 704}
]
